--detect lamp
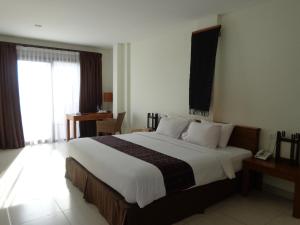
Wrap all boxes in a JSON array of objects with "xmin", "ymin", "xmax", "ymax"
[
  {"xmin": 102, "ymin": 92, "xmax": 113, "ymax": 112},
  {"xmin": 103, "ymin": 92, "xmax": 113, "ymax": 102}
]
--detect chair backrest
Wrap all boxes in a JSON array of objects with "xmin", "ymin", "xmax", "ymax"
[{"xmin": 115, "ymin": 112, "xmax": 126, "ymax": 132}]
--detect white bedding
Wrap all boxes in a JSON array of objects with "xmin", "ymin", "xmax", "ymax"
[{"xmin": 67, "ymin": 132, "xmax": 252, "ymax": 208}]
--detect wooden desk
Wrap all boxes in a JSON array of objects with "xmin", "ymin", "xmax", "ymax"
[
  {"xmin": 243, "ymin": 157, "xmax": 300, "ymax": 218},
  {"xmin": 66, "ymin": 112, "xmax": 113, "ymax": 141}
]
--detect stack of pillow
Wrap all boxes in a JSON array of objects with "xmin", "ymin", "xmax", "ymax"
[{"xmin": 156, "ymin": 116, "xmax": 234, "ymax": 149}]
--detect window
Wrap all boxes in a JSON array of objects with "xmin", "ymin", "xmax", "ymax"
[{"xmin": 17, "ymin": 46, "xmax": 80, "ymax": 143}]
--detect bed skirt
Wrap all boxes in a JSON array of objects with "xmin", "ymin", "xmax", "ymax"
[{"xmin": 65, "ymin": 157, "xmax": 242, "ymax": 225}]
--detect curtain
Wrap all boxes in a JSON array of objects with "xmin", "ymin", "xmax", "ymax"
[
  {"xmin": 189, "ymin": 26, "xmax": 221, "ymax": 115},
  {"xmin": 79, "ymin": 52, "xmax": 102, "ymax": 137},
  {"xmin": 0, "ymin": 43, "xmax": 25, "ymax": 149},
  {"xmin": 17, "ymin": 46, "xmax": 80, "ymax": 143}
]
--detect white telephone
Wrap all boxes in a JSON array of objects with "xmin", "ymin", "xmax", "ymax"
[{"xmin": 255, "ymin": 150, "xmax": 272, "ymax": 160}]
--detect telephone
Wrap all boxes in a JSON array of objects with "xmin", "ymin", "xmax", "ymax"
[{"xmin": 255, "ymin": 149, "xmax": 272, "ymax": 160}]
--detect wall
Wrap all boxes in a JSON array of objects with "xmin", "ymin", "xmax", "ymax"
[
  {"xmin": 130, "ymin": 15, "xmax": 219, "ymax": 129},
  {"xmin": 214, "ymin": 0, "xmax": 300, "ymax": 194},
  {"xmin": 0, "ymin": 34, "xmax": 113, "ymax": 97},
  {"xmin": 214, "ymin": 0, "xmax": 300, "ymax": 146},
  {"xmin": 101, "ymin": 49, "xmax": 113, "ymax": 93},
  {"xmin": 113, "ymin": 43, "xmax": 131, "ymax": 131},
  {"xmin": 129, "ymin": 0, "xmax": 300, "ymax": 195}
]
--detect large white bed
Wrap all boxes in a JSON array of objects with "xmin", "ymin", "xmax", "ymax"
[{"xmin": 68, "ymin": 132, "xmax": 252, "ymax": 208}]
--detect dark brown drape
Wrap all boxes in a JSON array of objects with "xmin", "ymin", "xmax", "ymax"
[
  {"xmin": 79, "ymin": 52, "xmax": 102, "ymax": 137},
  {"xmin": 0, "ymin": 43, "xmax": 25, "ymax": 149},
  {"xmin": 189, "ymin": 26, "xmax": 221, "ymax": 116}
]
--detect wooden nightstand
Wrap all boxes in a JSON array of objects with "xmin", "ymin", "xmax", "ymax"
[
  {"xmin": 242, "ymin": 157, "xmax": 300, "ymax": 218},
  {"xmin": 131, "ymin": 128, "xmax": 153, "ymax": 133}
]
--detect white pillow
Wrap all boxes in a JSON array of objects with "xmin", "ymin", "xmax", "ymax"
[
  {"xmin": 156, "ymin": 117, "xmax": 189, "ymax": 139},
  {"xmin": 182, "ymin": 122, "xmax": 221, "ymax": 148},
  {"xmin": 201, "ymin": 120, "xmax": 234, "ymax": 148}
]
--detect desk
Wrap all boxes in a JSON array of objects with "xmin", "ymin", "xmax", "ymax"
[
  {"xmin": 66, "ymin": 112, "xmax": 113, "ymax": 141},
  {"xmin": 243, "ymin": 157, "xmax": 300, "ymax": 218}
]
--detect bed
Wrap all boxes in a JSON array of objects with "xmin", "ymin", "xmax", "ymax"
[{"xmin": 65, "ymin": 125, "xmax": 260, "ymax": 225}]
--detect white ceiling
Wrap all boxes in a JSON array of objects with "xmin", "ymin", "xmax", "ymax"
[{"xmin": 0, "ymin": 0, "xmax": 263, "ymax": 48}]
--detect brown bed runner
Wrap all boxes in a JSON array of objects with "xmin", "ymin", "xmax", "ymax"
[{"xmin": 91, "ymin": 136, "xmax": 195, "ymax": 193}]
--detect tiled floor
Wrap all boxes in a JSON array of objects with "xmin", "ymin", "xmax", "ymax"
[{"xmin": 0, "ymin": 143, "xmax": 299, "ymax": 225}]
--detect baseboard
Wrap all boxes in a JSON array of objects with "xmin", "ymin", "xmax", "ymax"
[{"xmin": 263, "ymin": 183, "xmax": 293, "ymax": 200}]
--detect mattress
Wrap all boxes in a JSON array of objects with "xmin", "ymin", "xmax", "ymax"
[
  {"xmin": 67, "ymin": 132, "xmax": 252, "ymax": 207},
  {"xmin": 224, "ymin": 146, "xmax": 252, "ymax": 172}
]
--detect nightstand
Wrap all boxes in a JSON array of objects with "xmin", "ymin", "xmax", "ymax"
[{"xmin": 242, "ymin": 157, "xmax": 300, "ymax": 218}]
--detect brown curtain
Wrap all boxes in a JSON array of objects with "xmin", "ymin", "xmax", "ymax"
[
  {"xmin": 79, "ymin": 52, "xmax": 102, "ymax": 137},
  {"xmin": 0, "ymin": 43, "xmax": 25, "ymax": 149},
  {"xmin": 189, "ymin": 26, "xmax": 221, "ymax": 116}
]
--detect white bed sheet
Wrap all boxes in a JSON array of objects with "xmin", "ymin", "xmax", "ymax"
[
  {"xmin": 67, "ymin": 132, "xmax": 252, "ymax": 208},
  {"xmin": 224, "ymin": 146, "xmax": 252, "ymax": 172}
]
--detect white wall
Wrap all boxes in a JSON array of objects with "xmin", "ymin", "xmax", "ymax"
[
  {"xmin": 102, "ymin": 48, "xmax": 113, "ymax": 93},
  {"xmin": 129, "ymin": 0, "xmax": 300, "ymax": 195},
  {"xmin": 0, "ymin": 34, "xmax": 113, "ymax": 96},
  {"xmin": 113, "ymin": 44, "xmax": 125, "ymax": 116},
  {"xmin": 214, "ymin": 0, "xmax": 300, "ymax": 194},
  {"xmin": 113, "ymin": 43, "xmax": 131, "ymax": 131},
  {"xmin": 101, "ymin": 48, "xmax": 115, "ymax": 99},
  {"xmin": 130, "ymin": 15, "xmax": 219, "ymax": 129},
  {"xmin": 215, "ymin": 0, "xmax": 300, "ymax": 146}
]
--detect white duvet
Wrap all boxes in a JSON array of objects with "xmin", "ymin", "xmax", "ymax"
[{"xmin": 68, "ymin": 132, "xmax": 251, "ymax": 208}]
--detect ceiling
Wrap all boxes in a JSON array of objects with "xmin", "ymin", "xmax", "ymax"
[{"xmin": 0, "ymin": 0, "xmax": 264, "ymax": 48}]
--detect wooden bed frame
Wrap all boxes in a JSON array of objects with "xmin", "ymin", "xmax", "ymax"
[{"xmin": 65, "ymin": 125, "xmax": 260, "ymax": 225}]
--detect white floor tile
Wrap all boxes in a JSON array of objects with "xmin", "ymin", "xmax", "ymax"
[
  {"xmin": 172, "ymin": 220, "xmax": 187, "ymax": 225},
  {"xmin": 53, "ymin": 182, "xmax": 86, "ymax": 211},
  {"xmin": 20, "ymin": 211, "xmax": 70, "ymax": 225},
  {"xmin": 0, "ymin": 148, "xmax": 22, "ymax": 178},
  {"xmin": 64, "ymin": 206, "xmax": 108, "ymax": 225},
  {"xmin": 54, "ymin": 194, "xmax": 83, "ymax": 211},
  {"xmin": 267, "ymin": 213, "xmax": 300, "ymax": 225},
  {"xmin": 8, "ymin": 199, "xmax": 60, "ymax": 225},
  {"xmin": 207, "ymin": 192, "xmax": 292, "ymax": 225},
  {"xmin": 183, "ymin": 212, "xmax": 244, "ymax": 225}
]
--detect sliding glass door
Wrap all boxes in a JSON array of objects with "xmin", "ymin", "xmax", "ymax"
[
  {"xmin": 52, "ymin": 61, "xmax": 80, "ymax": 140},
  {"xmin": 18, "ymin": 61, "xmax": 53, "ymax": 143},
  {"xmin": 17, "ymin": 46, "xmax": 80, "ymax": 144}
]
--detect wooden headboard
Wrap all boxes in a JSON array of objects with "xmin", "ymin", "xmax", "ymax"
[{"xmin": 228, "ymin": 125, "xmax": 261, "ymax": 154}]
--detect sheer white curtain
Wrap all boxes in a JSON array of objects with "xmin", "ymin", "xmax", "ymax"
[{"xmin": 17, "ymin": 46, "xmax": 80, "ymax": 143}]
